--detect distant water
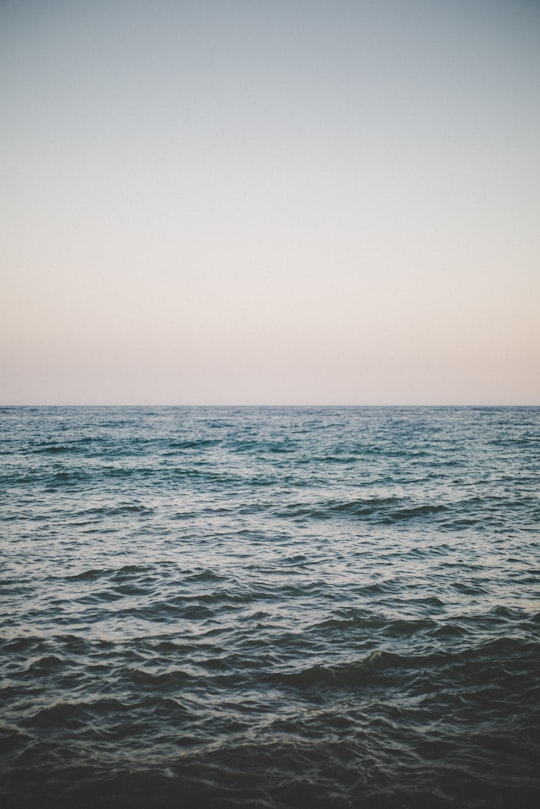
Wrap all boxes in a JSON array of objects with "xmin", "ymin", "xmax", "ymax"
[{"xmin": 1, "ymin": 406, "xmax": 539, "ymax": 809}]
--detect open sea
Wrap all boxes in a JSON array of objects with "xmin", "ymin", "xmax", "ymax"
[{"xmin": 1, "ymin": 406, "xmax": 539, "ymax": 808}]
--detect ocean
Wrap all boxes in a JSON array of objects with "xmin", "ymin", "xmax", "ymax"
[{"xmin": 1, "ymin": 406, "xmax": 539, "ymax": 808}]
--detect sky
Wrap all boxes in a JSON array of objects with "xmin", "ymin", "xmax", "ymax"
[{"xmin": 1, "ymin": 0, "xmax": 539, "ymax": 405}]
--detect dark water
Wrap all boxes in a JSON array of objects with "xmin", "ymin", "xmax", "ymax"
[{"xmin": 1, "ymin": 406, "xmax": 539, "ymax": 809}]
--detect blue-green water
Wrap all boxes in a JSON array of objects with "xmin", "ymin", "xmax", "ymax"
[{"xmin": 1, "ymin": 407, "xmax": 539, "ymax": 808}]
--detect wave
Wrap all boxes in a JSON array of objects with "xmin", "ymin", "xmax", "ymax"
[
  {"xmin": 64, "ymin": 564, "xmax": 154, "ymax": 582},
  {"xmin": 274, "ymin": 496, "xmax": 451, "ymax": 522},
  {"xmin": 129, "ymin": 667, "xmax": 195, "ymax": 689},
  {"xmin": 273, "ymin": 637, "xmax": 540, "ymax": 691},
  {"xmin": 74, "ymin": 503, "xmax": 155, "ymax": 517},
  {"xmin": 161, "ymin": 438, "xmax": 221, "ymax": 452},
  {"xmin": 32, "ymin": 445, "xmax": 71, "ymax": 455},
  {"xmin": 275, "ymin": 650, "xmax": 404, "ymax": 688},
  {"xmin": 22, "ymin": 698, "xmax": 132, "ymax": 730}
]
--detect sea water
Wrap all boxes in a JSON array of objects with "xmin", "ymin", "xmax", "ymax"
[{"xmin": 1, "ymin": 406, "xmax": 539, "ymax": 808}]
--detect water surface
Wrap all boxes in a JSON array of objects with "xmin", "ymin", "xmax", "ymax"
[{"xmin": 1, "ymin": 406, "xmax": 539, "ymax": 807}]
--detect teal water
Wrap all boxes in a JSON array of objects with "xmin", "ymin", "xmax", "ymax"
[{"xmin": 1, "ymin": 407, "xmax": 539, "ymax": 808}]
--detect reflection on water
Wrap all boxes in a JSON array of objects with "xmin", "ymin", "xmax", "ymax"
[{"xmin": 1, "ymin": 406, "xmax": 539, "ymax": 808}]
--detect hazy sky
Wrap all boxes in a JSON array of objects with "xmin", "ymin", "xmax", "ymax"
[{"xmin": 2, "ymin": 0, "xmax": 539, "ymax": 404}]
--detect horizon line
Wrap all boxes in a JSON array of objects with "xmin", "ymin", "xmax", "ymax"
[{"xmin": 1, "ymin": 403, "xmax": 538, "ymax": 409}]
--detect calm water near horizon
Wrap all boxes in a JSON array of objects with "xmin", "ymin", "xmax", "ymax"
[{"xmin": 1, "ymin": 406, "xmax": 539, "ymax": 808}]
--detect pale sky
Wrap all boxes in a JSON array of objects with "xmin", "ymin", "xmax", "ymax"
[{"xmin": 1, "ymin": 0, "xmax": 539, "ymax": 404}]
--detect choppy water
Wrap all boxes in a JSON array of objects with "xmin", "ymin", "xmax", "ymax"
[{"xmin": 1, "ymin": 406, "xmax": 539, "ymax": 808}]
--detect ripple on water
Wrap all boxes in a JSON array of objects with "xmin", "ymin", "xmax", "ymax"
[{"xmin": 1, "ymin": 406, "xmax": 539, "ymax": 808}]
